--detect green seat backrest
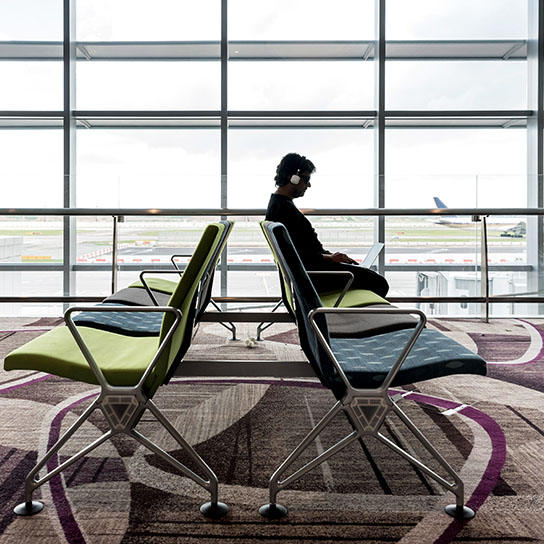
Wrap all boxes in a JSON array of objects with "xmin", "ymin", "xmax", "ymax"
[
  {"xmin": 195, "ymin": 220, "xmax": 234, "ymax": 322},
  {"xmin": 260, "ymin": 221, "xmax": 296, "ymax": 320},
  {"xmin": 264, "ymin": 222, "xmax": 345, "ymax": 398},
  {"xmin": 151, "ymin": 222, "xmax": 225, "ymax": 393}
]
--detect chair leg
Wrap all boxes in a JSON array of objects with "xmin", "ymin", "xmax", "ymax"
[
  {"xmin": 259, "ymin": 401, "xmax": 358, "ymax": 518},
  {"xmin": 376, "ymin": 401, "xmax": 474, "ymax": 520},
  {"xmin": 139, "ymin": 400, "xmax": 228, "ymax": 519},
  {"xmin": 255, "ymin": 321, "xmax": 274, "ymax": 341},
  {"xmin": 256, "ymin": 300, "xmax": 284, "ymax": 340},
  {"xmin": 14, "ymin": 399, "xmax": 107, "ymax": 516},
  {"xmin": 210, "ymin": 299, "xmax": 237, "ymax": 340}
]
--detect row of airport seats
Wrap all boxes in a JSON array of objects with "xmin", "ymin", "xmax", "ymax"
[
  {"xmin": 259, "ymin": 222, "xmax": 487, "ymax": 519},
  {"xmin": 4, "ymin": 221, "xmax": 233, "ymax": 518},
  {"xmin": 259, "ymin": 220, "xmax": 420, "ymax": 339},
  {"xmin": 4, "ymin": 220, "xmax": 487, "ymax": 521}
]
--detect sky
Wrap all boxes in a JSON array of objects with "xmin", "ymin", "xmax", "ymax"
[{"xmin": 0, "ymin": 0, "xmax": 532, "ymax": 210}]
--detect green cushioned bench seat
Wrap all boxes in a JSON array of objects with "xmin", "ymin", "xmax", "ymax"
[
  {"xmin": 71, "ymin": 221, "xmax": 233, "ymax": 339},
  {"xmin": 105, "ymin": 287, "xmax": 172, "ymax": 307},
  {"xmin": 319, "ymin": 288, "xmax": 389, "ymax": 308},
  {"xmin": 4, "ymin": 325, "xmax": 160, "ymax": 388},
  {"xmin": 128, "ymin": 277, "xmax": 178, "ymax": 295},
  {"xmin": 3, "ymin": 222, "xmax": 232, "ymax": 520}
]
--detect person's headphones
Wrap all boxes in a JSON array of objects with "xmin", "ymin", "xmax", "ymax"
[{"xmin": 289, "ymin": 155, "xmax": 306, "ymax": 185}]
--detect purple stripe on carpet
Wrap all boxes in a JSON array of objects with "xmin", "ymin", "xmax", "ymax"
[
  {"xmin": 400, "ymin": 395, "xmax": 507, "ymax": 544},
  {"xmin": 47, "ymin": 392, "xmax": 99, "ymax": 544},
  {"xmin": 518, "ymin": 319, "xmax": 544, "ymax": 365},
  {"xmin": 0, "ymin": 329, "xmax": 54, "ymax": 333},
  {"xmin": 0, "ymin": 374, "xmax": 50, "ymax": 394},
  {"xmin": 173, "ymin": 380, "xmax": 504, "ymax": 544},
  {"xmin": 41, "ymin": 379, "xmax": 503, "ymax": 544},
  {"xmin": 170, "ymin": 377, "xmax": 325, "ymax": 389}
]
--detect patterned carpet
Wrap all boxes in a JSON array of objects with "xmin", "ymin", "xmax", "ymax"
[{"xmin": 1, "ymin": 317, "xmax": 544, "ymax": 543}]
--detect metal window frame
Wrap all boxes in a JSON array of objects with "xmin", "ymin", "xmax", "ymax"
[{"xmin": 0, "ymin": 0, "xmax": 543, "ymax": 312}]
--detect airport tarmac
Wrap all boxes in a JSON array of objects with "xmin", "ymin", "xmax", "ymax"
[{"xmin": 0, "ymin": 219, "xmax": 529, "ymax": 317}]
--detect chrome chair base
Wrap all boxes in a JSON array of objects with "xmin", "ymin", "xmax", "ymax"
[
  {"xmin": 259, "ymin": 502, "xmax": 288, "ymax": 519},
  {"xmin": 445, "ymin": 504, "xmax": 475, "ymax": 520},
  {"xmin": 200, "ymin": 501, "xmax": 229, "ymax": 519},
  {"xmin": 14, "ymin": 500, "xmax": 44, "ymax": 516}
]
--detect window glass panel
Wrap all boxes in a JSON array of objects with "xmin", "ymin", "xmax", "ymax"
[
  {"xmin": 225, "ymin": 218, "xmax": 275, "ymax": 282},
  {"xmin": 228, "ymin": 129, "xmax": 374, "ymax": 208},
  {"xmin": 77, "ymin": 0, "xmax": 220, "ymax": 41},
  {"xmin": 77, "ymin": 62, "xmax": 220, "ymax": 110},
  {"xmin": 387, "ymin": 0, "xmax": 527, "ymax": 39},
  {"xmin": 0, "ymin": 302, "xmax": 63, "ymax": 318},
  {"xmin": 0, "ymin": 62, "xmax": 62, "ymax": 110},
  {"xmin": 0, "ymin": 271, "xmax": 62, "ymax": 317},
  {"xmin": 77, "ymin": 129, "xmax": 220, "ymax": 208},
  {"xmin": 385, "ymin": 129, "xmax": 526, "ymax": 208},
  {"xmin": 387, "ymin": 61, "xmax": 526, "ymax": 110},
  {"xmin": 0, "ymin": 0, "xmax": 62, "ymax": 40},
  {"xmin": 76, "ymin": 217, "xmax": 218, "ymax": 292},
  {"xmin": 229, "ymin": 0, "xmax": 374, "ymax": 40},
  {"xmin": 225, "ymin": 271, "xmax": 280, "ymax": 297},
  {"xmin": 0, "ymin": 220, "xmax": 63, "ymax": 265},
  {"xmin": 229, "ymin": 61, "xmax": 374, "ymax": 110},
  {"xmin": 0, "ymin": 130, "xmax": 63, "ymax": 207}
]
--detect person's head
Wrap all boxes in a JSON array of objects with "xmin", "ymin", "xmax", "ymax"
[{"xmin": 274, "ymin": 153, "xmax": 316, "ymax": 198}]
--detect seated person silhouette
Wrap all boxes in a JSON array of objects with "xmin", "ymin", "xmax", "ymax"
[{"xmin": 265, "ymin": 152, "xmax": 389, "ymax": 298}]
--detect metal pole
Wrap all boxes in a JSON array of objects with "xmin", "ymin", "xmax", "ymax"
[
  {"xmin": 374, "ymin": 0, "xmax": 386, "ymax": 276},
  {"xmin": 220, "ymin": 0, "xmax": 228, "ymax": 301},
  {"xmin": 111, "ymin": 216, "xmax": 123, "ymax": 294},
  {"xmin": 527, "ymin": 0, "xmax": 544, "ymax": 313},
  {"xmin": 480, "ymin": 216, "xmax": 489, "ymax": 322},
  {"xmin": 63, "ymin": 0, "xmax": 77, "ymax": 309}
]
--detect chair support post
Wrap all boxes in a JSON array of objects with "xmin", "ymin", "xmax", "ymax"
[
  {"xmin": 259, "ymin": 401, "xmax": 346, "ymax": 518},
  {"xmin": 389, "ymin": 401, "xmax": 474, "ymax": 519},
  {"xmin": 256, "ymin": 299, "xmax": 284, "ymax": 340},
  {"xmin": 210, "ymin": 299, "xmax": 237, "ymax": 340},
  {"xmin": 15, "ymin": 399, "xmax": 102, "ymax": 515},
  {"xmin": 145, "ymin": 400, "xmax": 228, "ymax": 518}
]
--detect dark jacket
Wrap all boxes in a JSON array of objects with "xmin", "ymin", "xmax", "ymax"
[{"xmin": 265, "ymin": 194, "xmax": 327, "ymax": 268}]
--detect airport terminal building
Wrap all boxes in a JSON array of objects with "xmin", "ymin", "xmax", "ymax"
[{"xmin": 1, "ymin": 1, "xmax": 544, "ymax": 543}]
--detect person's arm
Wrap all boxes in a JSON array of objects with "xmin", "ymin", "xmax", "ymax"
[{"xmin": 321, "ymin": 252, "xmax": 359, "ymax": 265}]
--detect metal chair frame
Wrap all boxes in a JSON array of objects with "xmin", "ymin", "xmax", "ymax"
[
  {"xmin": 15, "ymin": 305, "xmax": 228, "ymax": 519},
  {"xmin": 260, "ymin": 307, "xmax": 474, "ymax": 520},
  {"xmin": 139, "ymin": 223, "xmax": 237, "ymax": 340}
]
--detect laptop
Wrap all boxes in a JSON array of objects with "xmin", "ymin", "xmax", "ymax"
[{"xmin": 361, "ymin": 242, "xmax": 384, "ymax": 268}]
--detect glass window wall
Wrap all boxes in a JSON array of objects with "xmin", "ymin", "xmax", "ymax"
[{"xmin": 0, "ymin": 0, "xmax": 540, "ymax": 318}]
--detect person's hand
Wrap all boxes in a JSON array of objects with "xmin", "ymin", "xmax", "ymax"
[{"xmin": 323, "ymin": 252, "xmax": 359, "ymax": 265}]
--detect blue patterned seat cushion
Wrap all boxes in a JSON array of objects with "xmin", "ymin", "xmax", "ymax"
[
  {"xmin": 73, "ymin": 303, "xmax": 164, "ymax": 337},
  {"xmin": 330, "ymin": 328, "xmax": 486, "ymax": 389}
]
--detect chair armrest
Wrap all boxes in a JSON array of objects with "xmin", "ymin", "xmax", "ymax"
[
  {"xmin": 64, "ymin": 305, "xmax": 182, "ymax": 390},
  {"xmin": 139, "ymin": 270, "xmax": 188, "ymax": 306},
  {"xmin": 307, "ymin": 270, "xmax": 355, "ymax": 307},
  {"xmin": 308, "ymin": 307, "xmax": 426, "ymax": 397},
  {"xmin": 170, "ymin": 254, "xmax": 191, "ymax": 273}
]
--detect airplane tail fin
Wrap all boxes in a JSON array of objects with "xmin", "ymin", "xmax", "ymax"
[{"xmin": 433, "ymin": 196, "xmax": 458, "ymax": 220}]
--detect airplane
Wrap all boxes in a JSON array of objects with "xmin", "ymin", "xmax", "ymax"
[
  {"xmin": 432, "ymin": 197, "xmax": 525, "ymax": 235},
  {"xmin": 433, "ymin": 196, "xmax": 526, "ymax": 236}
]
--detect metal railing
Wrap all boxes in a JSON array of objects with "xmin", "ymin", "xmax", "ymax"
[{"xmin": 0, "ymin": 207, "xmax": 542, "ymax": 319}]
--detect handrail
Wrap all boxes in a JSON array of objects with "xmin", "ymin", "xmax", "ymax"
[
  {"xmin": 0, "ymin": 207, "xmax": 542, "ymax": 217},
  {"xmin": 1, "ymin": 207, "xmax": 542, "ymax": 316}
]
